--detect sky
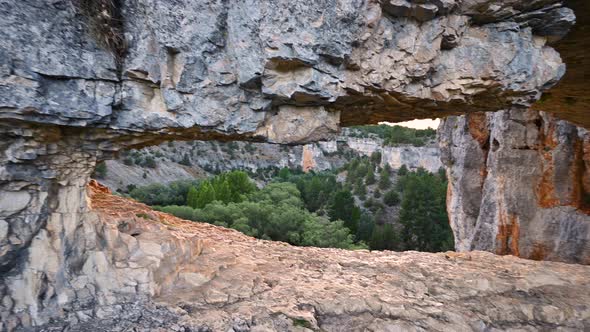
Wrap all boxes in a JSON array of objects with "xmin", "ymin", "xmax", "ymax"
[{"xmin": 382, "ymin": 118, "xmax": 440, "ymax": 130}]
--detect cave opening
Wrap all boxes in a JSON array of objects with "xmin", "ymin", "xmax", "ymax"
[{"xmin": 91, "ymin": 119, "xmax": 453, "ymax": 253}]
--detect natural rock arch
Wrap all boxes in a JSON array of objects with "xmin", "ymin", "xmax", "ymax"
[{"xmin": 1, "ymin": 0, "xmax": 589, "ymax": 329}]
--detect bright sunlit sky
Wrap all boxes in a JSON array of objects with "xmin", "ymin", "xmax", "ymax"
[{"xmin": 381, "ymin": 119, "xmax": 440, "ymax": 130}]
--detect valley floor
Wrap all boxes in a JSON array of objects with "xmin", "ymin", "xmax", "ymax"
[{"xmin": 73, "ymin": 181, "xmax": 590, "ymax": 331}]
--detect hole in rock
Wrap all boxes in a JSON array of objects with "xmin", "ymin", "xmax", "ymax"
[{"xmin": 93, "ymin": 118, "xmax": 453, "ymax": 253}]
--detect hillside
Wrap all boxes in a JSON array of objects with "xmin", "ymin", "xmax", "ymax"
[{"xmin": 99, "ymin": 127, "xmax": 441, "ymax": 192}]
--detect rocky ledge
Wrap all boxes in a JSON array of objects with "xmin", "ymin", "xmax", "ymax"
[{"xmin": 4, "ymin": 181, "xmax": 588, "ymax": 331}]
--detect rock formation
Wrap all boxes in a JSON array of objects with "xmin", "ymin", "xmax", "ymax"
[
  {"xmin": 439, "ymin": 110, "xmax": 590, "ymax": 264},
  {"xmin": 4, "ymin": 182, "xmax": 588, "ymax": 331},
  {"xmin": 1, "ymin": 0, "xmax": 588, "ymax": 329}
]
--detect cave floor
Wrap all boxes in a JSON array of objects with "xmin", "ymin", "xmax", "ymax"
[{"xmin": 87, "ymin": 182, "xmax": 590, "ymax": 331}]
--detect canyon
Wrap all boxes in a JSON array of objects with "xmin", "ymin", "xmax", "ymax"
[
  {"xmin": 100, "ymin": 129, "xmax": 441, "ymax": 191},
  {"xmin": 1, "ymin": 0, "xmax": 589, "ymax": 330}
]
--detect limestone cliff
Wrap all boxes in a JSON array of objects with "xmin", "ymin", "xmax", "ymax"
[
  {"xmin": 439, "ymin": 110, "xmax": 590, "ymax": 264},
  {"xmin": 100, "ymin": 132, "xmax": 442, "ymax": 191}
]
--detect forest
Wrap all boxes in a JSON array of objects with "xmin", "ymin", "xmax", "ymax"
[{"xmin": 126, "ymin": 154, "xmax": 454, "ymax": 252}]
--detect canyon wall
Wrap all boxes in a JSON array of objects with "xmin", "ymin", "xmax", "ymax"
[
  {"xmin": 100, "ymin": 133, "xmax": 441, "ymax": 191},
  {"xmin": 439, "ymin": 110, "xmax": 590, "ymax": 264}
]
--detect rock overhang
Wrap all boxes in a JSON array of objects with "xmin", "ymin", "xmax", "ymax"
[{"xmin": 0, "ymin": 0, "xmax": 581, "ymax": 147}]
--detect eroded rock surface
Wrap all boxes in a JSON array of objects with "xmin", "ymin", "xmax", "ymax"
[
  {"xmin": 3, "ymin": 183, "xmax": 589, "ymax": 331},
  {"xmin": 1, "ymin": 0, "xmax": 576, "ymax": 143},
  {"xmin": 439, "ymin": 110, "xmax": 590, "ymax": 264}
]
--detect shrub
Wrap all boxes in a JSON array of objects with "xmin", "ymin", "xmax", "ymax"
[
  {"xmin": 93, "ymin": 162, "xmax": 107, "ymax": 179},
  {"xmin": 144, "ymin": 156, "xmax": 157, "ymax": 168},
  {"xmin": 160, "ymin": 205, "xmax": 197, "ymax": 221},
  {"xmin": 123, "ymin": 157, "xmax": 134, "ymax": 166},
  {"xmin": 383, "ymin": 190, "xmax": 400, "ymax": 206},
  {"xmin": 179, "ymin": 153, "xmax": 192, "ymax": 166}
]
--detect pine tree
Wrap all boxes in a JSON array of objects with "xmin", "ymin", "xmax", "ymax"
[
  {"xmin": 329, "ymin": 190, "xmax": 360, "ymax": 234},
  {"xmin": 378, "ymin": 167, "xmax": 391, "ymax": 190},
  {"xmin": 383, "ymin": 189, "xmax": 400, "ymax": 206},
  {"xmin": 179, "ymin": 153, "xmax": 191, "ymax": 166},
  {"xmin": 354, "ymin": 178, "xmax": 366, "ymax": 199},
  {"xmin": 398, "ymin": 164, "xmax": 409, "ymax": 176},
  {"xmin": 397, "ymin": 172, "xmax": 454, "ymax": 252},
  {"xmin": 370, "ymin": 151, "xmax": 382, "ymax": 164},
  {"xmin": 365, "ymin": 167, "xmax": 376, "ymax": 185}
]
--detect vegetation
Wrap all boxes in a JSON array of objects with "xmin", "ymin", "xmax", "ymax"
[
  {"xmin": 124, "ymin": 131, "xmax": 452, "ymax": 253},
  {"xmin": 129, "ymin": 156, "xmax": 453, "ymax": 252},
  {"xmin": 157, "ymin": 182, "xmax": 362, "ymax": 249},
  {"xmin": 93, "ymin": 162, "xmax": 108, "ymax": 179},
  {"xmin": 349, "ymin": 124, "xmax": 436, "ymax": 147},
  {"xmin": 129, "ymin": 180, "xmax": 200, "ymax": 206},
  {"xmin": 383, "ymin": 189, "xmax": 400, "ymax": 206},
  {"xmin": 396, "ymin": 168, "xmax": 453, "ymax": 252}
]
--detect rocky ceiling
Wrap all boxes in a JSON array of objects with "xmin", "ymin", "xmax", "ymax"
[
  {"xmin": 532, "ymin": 0, "xmax": 590, "ymax": 127},
  {"xmin": 0, "ymin": 0, "xmax": 583, "ymax": 147}
]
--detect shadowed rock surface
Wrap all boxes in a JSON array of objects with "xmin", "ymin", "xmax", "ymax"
[
  {"xmin": 0, "ymin": 0, "xmax": 577, "ymax": 143},
  {"xmin": 5, "ymin": 182, "xmax": 588, "ymax": 331}
]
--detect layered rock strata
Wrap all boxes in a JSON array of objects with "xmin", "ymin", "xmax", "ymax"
[
  {"xmin": 439, "ymin": 110, "xmax": 590, "ymax": 264},
  {"xmin": 4, "ymin": 182, "xmax": 590, "ymax": 331},
  {"xmin": 1, "ymin": 0, "xmax": 575, "ymax": 139}
]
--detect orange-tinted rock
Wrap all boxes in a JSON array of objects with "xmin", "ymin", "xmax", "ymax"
[
  {"xmin": 495, "ymin": 214, "xmax": 520, "ymax": 257},
  {"xmin": 440, "ymin": 110, "xmax": 590, "ymax": 264}
]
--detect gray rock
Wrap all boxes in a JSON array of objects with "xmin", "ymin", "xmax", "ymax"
[{"xmin": 439, "ymin": 110, "xmax": 590, "ymax": 264}]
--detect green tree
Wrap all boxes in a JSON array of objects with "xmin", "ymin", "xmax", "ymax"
[
  {"xmin": 186, "ymin": 186, "xmax": 199, "ymax": 208},
  {"xmin": 398, "ymin": 164, "xmax": 409, "ymax": 176},
  {"xmin": 328, "ymin": 190, "xmax": 361, "ymax": 234},
  {"xmin": 93, "ymin": 162, "xmax": 107, "ymax": 179},
  {"xmin": 365, "ymin": 167, "xmax": 376, "ymax": 185},
  {"xmin": 370, "ymin": 151, "xmax": 382, "ymax": 164},
  {"xmin": 378, "ymin": 167, "xmax": 391, "ymax": 190},
  {"xmin": 383, "ymin": 189, "xmax": 400, "ymax": 206},
  {"xmin": 195, "ymin": 181, "xmax": 216, "ymax": 208},
  {"xmin": 370, "ymin": 223, "xmax": 398, "ymax": 251},
  {"xmin": 397, "ymin": 171, "xmax": 454, "ymax": 252},
  {"xmin": 215, "ymin": 180, "xmax": 233, "ymax": 204},
  {"xmin": 356, "ymin": 213, "xmax": 375, "ymax": 243},
  {"xmin": 278, "ymin": 167, "xmax": 291, "ymax": 181},
  {"xmin": 354, "ymin": 178, "xmax": 366, "ymax": 200}
]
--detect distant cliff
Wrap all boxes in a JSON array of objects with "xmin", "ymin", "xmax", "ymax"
[{"xmin": 100, "ymin": 129, "xmax": 443, "ymax": 191}]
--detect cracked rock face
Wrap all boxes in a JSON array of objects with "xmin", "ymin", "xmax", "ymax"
[
  {"xmin": 439, "ymin": 110, "xmax": 590, "ymax": 264},
  {"xmin": 0, "ymin": 0, "xmax": 575, "ymax": 143},
  {"xmin": 3, "ymin": 183, "xmax": 588, "ymax": 331}
]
